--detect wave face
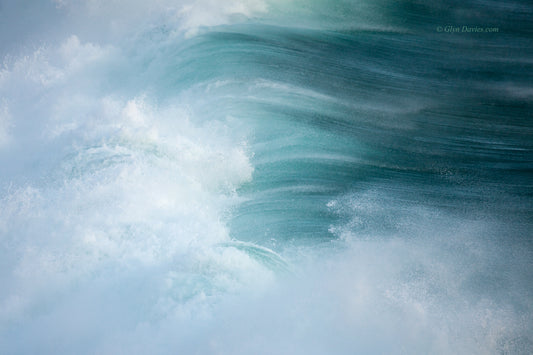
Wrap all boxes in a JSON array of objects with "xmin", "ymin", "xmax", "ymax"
[{"xmin": 1, "ymin": 1, "xmax": 532, "ymax": 354}]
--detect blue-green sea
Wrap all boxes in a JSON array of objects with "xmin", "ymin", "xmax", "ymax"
[{"xmin": 1, "ymin": 0, "xmax": 532, "ymax": 353}]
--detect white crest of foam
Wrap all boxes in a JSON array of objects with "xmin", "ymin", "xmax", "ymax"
[
  {"xmin": 0, "ymin": 24, "xmax": 261, "ymax": 335},
  {"xmin": 176, "ymin": 0, "xmax": 268, "ymax": 36},
  {"xmin": 46, "ymin": 0, "xmax": 269, "ymax": 41},
  {"xmin": 0, "ymin": 100, "xmax": 11, "ymax": 148}
]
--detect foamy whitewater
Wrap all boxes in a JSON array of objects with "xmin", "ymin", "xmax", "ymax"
[{"xmin": 1, "ymin": 1, "xmax": 532, "ymax": 354}]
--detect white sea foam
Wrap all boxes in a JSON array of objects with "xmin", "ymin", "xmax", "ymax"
[{"xmin": 0, "ymin": 20, "xmax": 274, "ymax": 353}]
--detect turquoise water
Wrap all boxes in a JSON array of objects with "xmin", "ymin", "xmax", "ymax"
[{"xmin": 0, "ymin": 1, "xmax": 532, "ymax": 353}]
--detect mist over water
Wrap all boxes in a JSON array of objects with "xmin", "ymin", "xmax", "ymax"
[{"xmin": 1, "ymin": 1, "xmax": 532, "ymax": 354}]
